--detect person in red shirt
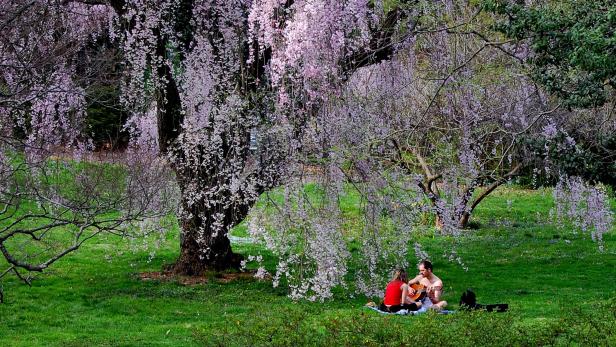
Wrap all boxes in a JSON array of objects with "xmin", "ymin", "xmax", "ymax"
[{"xmin": 379, "ymin": 269, "xmax": 422, "ymax": 313}]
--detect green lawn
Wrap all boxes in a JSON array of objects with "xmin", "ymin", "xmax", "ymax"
[{"xmin": 0, "ymin": 186, "xmax": 615, "ymax": 346}]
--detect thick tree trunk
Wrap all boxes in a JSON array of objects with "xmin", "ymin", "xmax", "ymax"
[
  {"xmin": 173, "ymin": 226, "xmax": 243, "ymax": 275},
  {"xmin": 171, "ymin": 195, "xmax": 246, "ymax": 275},
  {"xmin": 151, "ymin": 8, "xmax": 246, "ymax": 274}
]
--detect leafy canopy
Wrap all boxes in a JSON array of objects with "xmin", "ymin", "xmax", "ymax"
[{"xmin": 485, "ymin": 0, "xmax": 616, "ymax": 108}]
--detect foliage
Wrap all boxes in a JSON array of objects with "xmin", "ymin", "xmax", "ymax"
[
  {"xmin": 202, "ymin": 303, "xmax": 616, "ymax": 346},
  {"xmin": 85, "ymin": 84, "xmax": 129, "ymax": 150},
  {"xmin": 485, "ymin": 0, "xmax": 616, "ymax": 108},
  {"xmin": 77, "ymin": 32, "xmax": 130, "ymax": 150},
  {"xmin": 519, "ymin": 132, "xmax": 616, "ymax": 188}
]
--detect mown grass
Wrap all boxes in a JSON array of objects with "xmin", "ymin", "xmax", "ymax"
[{"xmin": 0, "ymin": 186, "xmax": 615, "ymax": 346}]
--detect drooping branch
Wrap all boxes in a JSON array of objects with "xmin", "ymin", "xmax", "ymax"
[{"xmin": 0, "ymin": 0, "xmax": 36, "ymax": 32}]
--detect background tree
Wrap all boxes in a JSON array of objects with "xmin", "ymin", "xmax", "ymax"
[
  {"xmin": 485, "ymin": 0, "xmax": 616, "ymax": 188},
  {"xmin": 306, "ymin": 1, "xmax": 556, "ymax": 230},
  {"xmin": 485, "ymin": 0, "xmax": 615, "ymax": 109}
]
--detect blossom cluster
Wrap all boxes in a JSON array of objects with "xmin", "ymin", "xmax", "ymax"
[
  {"xmin": 1, "ymin": 0, "xmax": 113, "ymax": 155},
  {"xmin": 552, "ymin": 176, "xmax": 613, "ymax": 251},
  {"xmin": 249, "ymin": 0, "xmax": 376, "ymax": 106}
]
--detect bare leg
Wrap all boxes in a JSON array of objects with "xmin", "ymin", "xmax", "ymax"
[{"xmin": 431, "ymin": 300, "xmax": 447, "ymax": 310}]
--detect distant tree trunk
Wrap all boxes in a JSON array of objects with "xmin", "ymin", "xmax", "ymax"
[
  {"xmin": 433, "ymin": 210, "xmax": 468, "ymax": 229},
  {"xmin": 432, "ymin": 201, "xmax": 471, "ymax": 230},
  {"xmin": 458, "ymin": 212, "xmax": 471, "ymax": 229},
  {"xmin": 434, "ymin": 164, "xmax": 522, "ymax": 230}
]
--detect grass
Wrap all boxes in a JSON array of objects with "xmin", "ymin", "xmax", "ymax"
[{"xmin": 0, "ymin": 185, "xmax": 615, "ymax": 346}]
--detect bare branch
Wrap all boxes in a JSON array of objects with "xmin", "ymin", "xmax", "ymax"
[{"xmin": 470, "ymin": 163, "xmax": 522, "ymax": 213}]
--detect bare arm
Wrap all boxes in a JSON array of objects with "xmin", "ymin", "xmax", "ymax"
[
  {"xmin": 428, "ymin": 280, "xmax": 443, "ymax": 301},
  {"xmin": 401, "ymin": 283, "xmax": 409, "ymax": 304},
  {"xmin": 408, "ymin": 274, "xmax": 423, "ymax": 285}
]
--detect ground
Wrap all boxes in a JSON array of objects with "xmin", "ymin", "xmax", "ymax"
[{"xmin": 0, "ymin": 186, "xmax": 614, "ymax": 346}]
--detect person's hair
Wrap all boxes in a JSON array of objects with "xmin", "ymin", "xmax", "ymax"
[
  {"xmin": 392, "ymin": 268, "xmax": 408, "ymax": 282},
  {"xmin": 419, "ymin": 260, "xmax": 433, "ymax": 271}
]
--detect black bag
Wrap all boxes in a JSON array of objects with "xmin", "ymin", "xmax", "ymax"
[{"xmin": 459, "ymin": 289, "xmax": 508, "ymax": 312}]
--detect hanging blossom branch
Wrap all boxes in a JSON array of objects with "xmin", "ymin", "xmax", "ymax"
[
  {"xmin": 551, "ymin": 176, "xmax": 613, "ymax": 251},
  {"xmin": 242, "ymin": 0, "xmax": 440, "ymax": 300}
]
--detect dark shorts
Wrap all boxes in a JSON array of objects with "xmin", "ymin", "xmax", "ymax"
[{"xmin": 379, "ymin": 302, "xmax": 419, "ymax": 312}]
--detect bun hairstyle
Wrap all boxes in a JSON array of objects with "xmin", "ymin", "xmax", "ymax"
[{"xmin": 392, "ymin": 268, "xmax": 408, "ymax": 282}]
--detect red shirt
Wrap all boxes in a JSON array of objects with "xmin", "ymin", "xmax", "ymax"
[{"xmin": 383, "ymin": 279, "xmax": 405, "ymax": 306}]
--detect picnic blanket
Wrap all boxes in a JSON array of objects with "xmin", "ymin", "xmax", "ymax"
[
  {"xmin": 365, "ymin": 298, "xmax": 455, "ymax": 315},
  {"xmin": 365, "ymin": 305, "xmax": 456, "ymax": 315}
]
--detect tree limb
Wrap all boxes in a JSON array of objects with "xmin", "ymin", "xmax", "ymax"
[{"xmin": 470, "ymin": 162, "xmax": 522, "ymax": 212}]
